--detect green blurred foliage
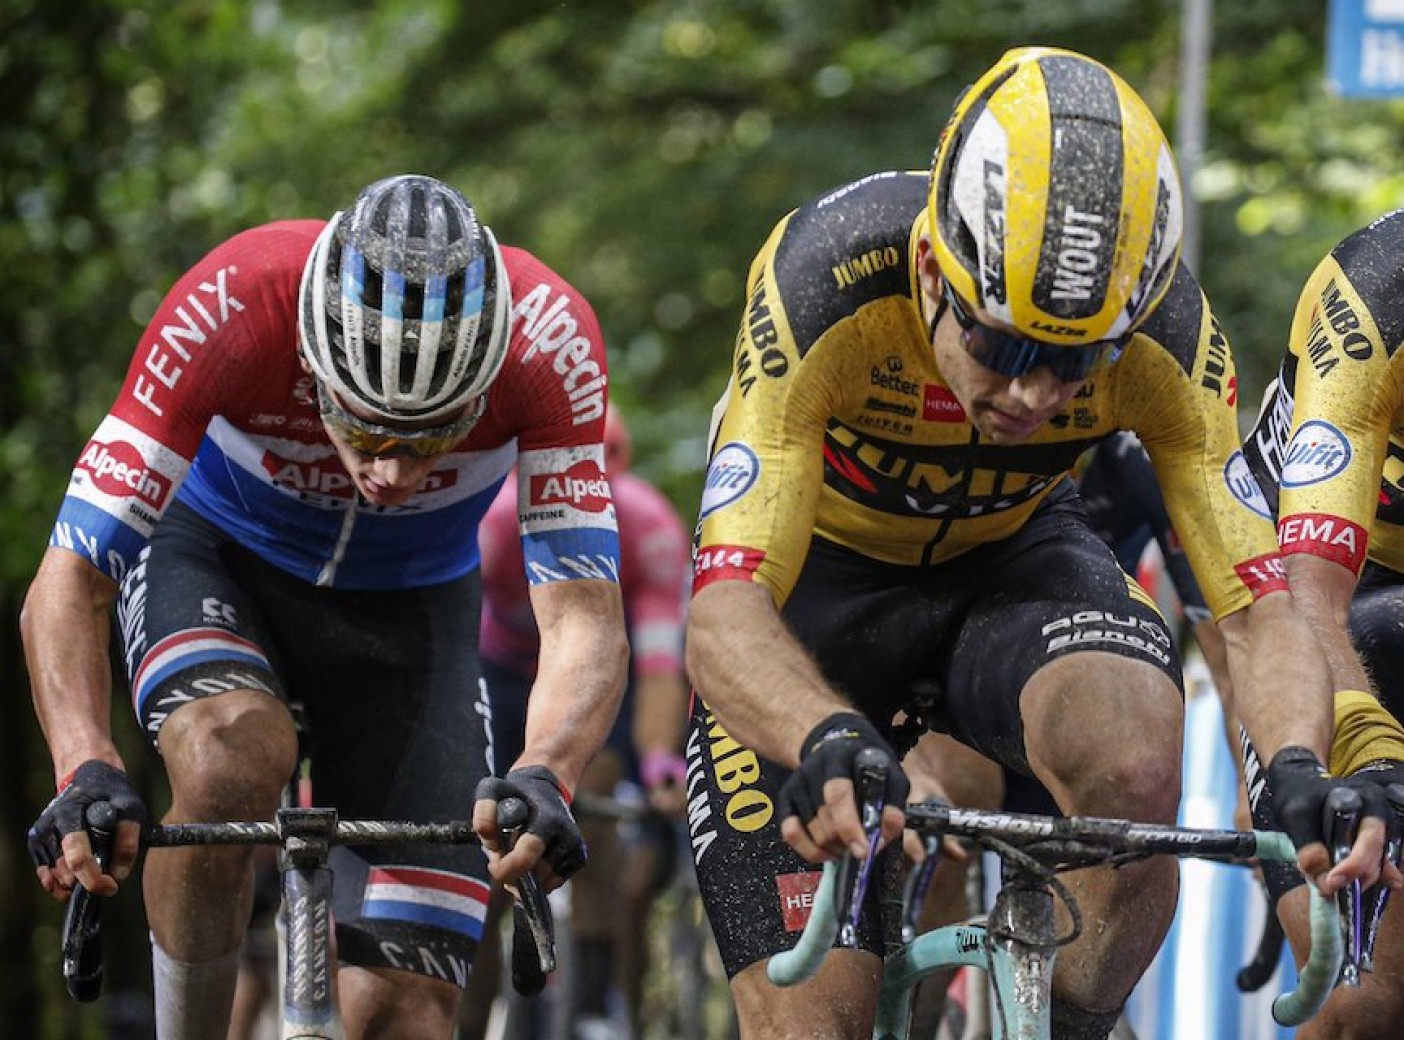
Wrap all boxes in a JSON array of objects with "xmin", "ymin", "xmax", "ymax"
[{"xmin": 6, "ymin": 0, "xmax": 1404, "ymax": 1030}]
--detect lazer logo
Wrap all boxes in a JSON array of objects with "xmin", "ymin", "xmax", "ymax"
[
  {"xmin": 530, "ymin": 459, "xmax": 612, "ymax": 512},
  {"xmin": 78, "ymin": 441, "xmax": 172, "ymax": 509},
  {"xmin": 981, "ymin": 160, "xmax": 1007, "ymax": 304}
]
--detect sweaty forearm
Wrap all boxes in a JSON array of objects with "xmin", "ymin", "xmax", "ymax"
[
  {"xmin": 1285, "ymin": 553, "xmax": 1374, "ymax": 694},
  {"xmin": 685, "ymin": 581, "xmax": 852, "ymax": 767},
  {"xmin": 20, "ymin": 548, "xmax": 122, "ymax": 781},
  {"xmin": 519, "ymin": 581, "xmax": 630, "ymax": 792},
  {"xmin": 1221, "ymin": 593, "xmax": 1333, "ymax": 764}
]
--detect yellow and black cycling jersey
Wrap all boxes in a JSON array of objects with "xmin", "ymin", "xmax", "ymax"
[
  {"xmin": 1243, "ymin": 209, "xmax": 1404, "ymax": 577},
  {"xmin": 695, "ymin": 171, "xmax": 1283, "ymax": 619}
]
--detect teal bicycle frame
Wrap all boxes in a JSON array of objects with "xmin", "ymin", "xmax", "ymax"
[{"xmin": 770, "ymin": 814, "xmax": 1343, "ymax": 1040}]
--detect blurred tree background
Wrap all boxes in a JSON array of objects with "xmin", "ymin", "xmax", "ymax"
[{"xmin": 4, "ymin": 0, "xmax": 1404, "ymax": 1035}]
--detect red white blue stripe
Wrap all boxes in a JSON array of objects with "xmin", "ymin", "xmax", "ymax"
[
  {"xmin": 132, "ymin": 628, "xmax": 272, "ymax": 714},
  {"xmin": 361, "ymin": 866, "xmax": 490, "ymax": 940}
]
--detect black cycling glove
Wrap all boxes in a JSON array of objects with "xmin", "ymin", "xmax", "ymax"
[
  {"xmin": 1267, "ymin": 746, "xmax": 1395, "ymax": 854},
  {"xmin": 475, "ymin": 765, "xmax": 587, "ymax": 880},
  {"xmin": 776, "ymin": 712, "xmax": 910, "ymax": 825},
  {"xmin": 27, "ymin": 760, "xmax": 146, "ymax": 869}
]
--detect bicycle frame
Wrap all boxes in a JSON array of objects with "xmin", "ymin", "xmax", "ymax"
[{"xmin": 769, "ymin": 810, "xmax": 1343, "ymax": 1040}]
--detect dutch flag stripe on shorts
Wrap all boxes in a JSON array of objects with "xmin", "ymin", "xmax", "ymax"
[
  {"xmin": 132, "ymin": 628, "xmax": 271, "ymax": 713},
  {"xmin": 361, "ymin": 866, "xmax": 490, "ymax": 939}
]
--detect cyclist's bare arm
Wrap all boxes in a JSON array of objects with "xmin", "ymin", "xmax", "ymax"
[
  {"xmin": 632, "ymin": 669, "xmax": 690, "ymax": 812},
  {"xmin": 1284, "ymin": 553, "xmax": 1375, "ymax": 694},
  {"xmin": 520, "ymin": 577, "xmax": 629, "ymax": 792},
  {"xmin": 1220, "ymin": 590, "xmax": 1389, "ymax": 890},
  {"xmin": 686, "ymin": 579, "xmax": 902, "ymax": 859},
  {"xmin": 20, "ymin": 547, "xmax": 137, "ymax": 895}
]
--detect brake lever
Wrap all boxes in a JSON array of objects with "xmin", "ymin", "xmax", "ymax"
[
  {"xmin": 497, "ymin": 796, "xmax": 556, "ymax": 994},
  {"xmin": 62, "ymin": 801, "xmax": 118, "ymax": 1002},
  {"xmin": 1362, "ymin": 782, "xmax": 1404, "ymax": 973},
  {"xmin": 1322, "ymin": 786, "xmax": 1364, "ymax": 986},
  {"xmin": 900, "ymin": 830, "xmax": 943, "ymax": 945},
  {"xmin": 834, "ymin": 747, "xmax": 890, "ymax": 948}
]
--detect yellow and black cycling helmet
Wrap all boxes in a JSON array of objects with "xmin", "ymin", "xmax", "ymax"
[{"xmin": 929, "ymin": 47, "xmax": 1183, "ymax": 345}]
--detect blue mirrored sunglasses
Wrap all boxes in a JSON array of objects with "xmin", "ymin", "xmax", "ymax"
[{"xmin": 943, "ymin": 280, "xmax": 1126, "ymax": 383}]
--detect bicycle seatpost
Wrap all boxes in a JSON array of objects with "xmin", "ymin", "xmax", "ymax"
[
  {"xmin": 62, "ymin": 800, "xmax": 118, "ymax": 1002},
  {"xmin": 833, "ymin": 747, "xmax": 890, "ymax": 948},
  {"xmin": 498, "ymin": 796, "xmax": 556, "ymax": 995},
  {"xmin": 1322, "ymin": 786, "xmax": 1365, "ymax": 986}
]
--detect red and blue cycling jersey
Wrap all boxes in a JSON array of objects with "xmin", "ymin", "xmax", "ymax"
[{"xmin": 49, "ymin": 219, "xmax": 620, "ymax": 591}]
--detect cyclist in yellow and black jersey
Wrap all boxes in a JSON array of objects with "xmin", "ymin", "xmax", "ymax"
[
  {"xmin": 702, "ymin": 166, "xmax": 1263, "ymax": 606},
  {"xmin": 1241, "ymin": 211, "xmax": 1404, "ymax": 1039},
  {"xmin": 684, "ymin": 46, "xmax": 1401, "ymax": 1040}
]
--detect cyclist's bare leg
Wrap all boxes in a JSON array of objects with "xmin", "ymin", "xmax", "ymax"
[
  {"xmin": 732, "ymin": 948, "xmax": 880, "ymax": 1039},
  {"xmin": 571, "ymin": 748, "xmax": 625, "ymax": 1024},
  {"xmin": 1279, "ymin": 884, "xmax": 1404, "ymax": 1040},
  {"xmin": 1018, "ymin": 652, "xmax": 1183, "ymax": 1017},
  {"xmin": 145, "ymin": 689, "xmax": 298, "ymax": 1037},
  {"xmin": 338, "ymin": 965, "xmax": 461, "ymax": 1039}
]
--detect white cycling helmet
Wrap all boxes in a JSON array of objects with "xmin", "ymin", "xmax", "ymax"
[{"xmin": 298, "ymin": 174, "xmax": 512, "ymax": 422}]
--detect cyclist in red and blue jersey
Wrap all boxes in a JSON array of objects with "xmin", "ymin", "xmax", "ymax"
[
  {"xmin": 23, "ymin": 175, "xmax": 629, "ymax": 1040},
  {"xmin": 473, "ymin": 404, "xmax": 691, "ymax": 1039}
]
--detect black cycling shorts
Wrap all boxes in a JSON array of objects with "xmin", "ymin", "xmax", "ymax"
[
  {"xmin": 116, "ymin": 501, "xmax": 495, "ymax": 987},
  {"xmin": 686, "ymin": 482, "xmax": 1180, "ymax": 978},
  {"xmin": 1246, "ymin": 560, "xmax": 1404, "ymax": 902}
]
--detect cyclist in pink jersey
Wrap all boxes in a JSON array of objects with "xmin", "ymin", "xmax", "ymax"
[
  {"xmin": 471, "ymin": 404, "xmax": 690, "ymax": 1039},
  {"xmin": 23, "ymin": 175, "xmax": 629, "ymax": 1040}
]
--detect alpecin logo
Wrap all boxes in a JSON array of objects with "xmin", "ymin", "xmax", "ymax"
[
  {"xmin": 530, "ymin": 459, "xmax": 612, "ymax": 513},
  {"xmin": 78, "ymin": 440, "xmax": 172, "ymax": 510}
]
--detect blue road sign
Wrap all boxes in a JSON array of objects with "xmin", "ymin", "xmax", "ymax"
[{"xmin": 1329, "ymin": 0, "xmax": 1404, "ymax": 96}]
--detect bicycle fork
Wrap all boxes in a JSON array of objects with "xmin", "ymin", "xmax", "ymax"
[{"xmin": 984, "ymin": 870, "xmax": 1058, "ymax": 1040}]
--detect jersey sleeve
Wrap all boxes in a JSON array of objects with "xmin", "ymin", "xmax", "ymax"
[
  {"xmin": 48, "ymin": 223, "xmax": 311, "ymax": 582},
  {"xmin": 1121, "ymin": 266, "xmax": 1287, "ymax": 619},
  {"xmin": 496, "ymin": 249, "xmax": 620, "ymax": 585},
  {"xmin": 1116, "ymin": 435, "xmax": 1211, "ymax": 621},
  {"xmin": 693, "ymin": 216, "xmax": 851, "ymax": 605},
  {"xmin": 1275, "ymin": 248, "xmax": 1403, "ymax": 575}
]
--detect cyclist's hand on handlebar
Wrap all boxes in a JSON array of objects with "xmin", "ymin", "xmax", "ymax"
[
  {"xmin": 776, "ymin": 712, "xmax": 909, "ymax": 862},
  {"xmin": 473, "ymin": 765, "xmax": 585, "ymax": 892},
  {"xmin": 1267, "ymin": 747, "xmax": 1402, "ymax": 893},
  {"xmin": 27, "ymin": 760, "xmax": 146, "ymax": 900}
]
